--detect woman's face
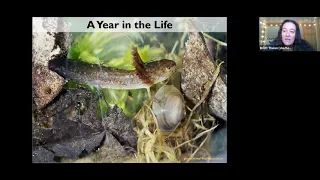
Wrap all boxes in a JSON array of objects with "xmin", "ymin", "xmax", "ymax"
[{"xmin": 281, "ymin": 22, "xmax": 296, "ymax": 46}]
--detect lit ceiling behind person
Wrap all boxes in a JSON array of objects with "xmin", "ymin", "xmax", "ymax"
[{"xmin": 260, "ymin": 17, "xmax": 318, "ymax": 24}]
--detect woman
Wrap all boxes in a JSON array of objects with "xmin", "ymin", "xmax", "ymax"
[{"xmin": 264, "ymin": 19, "xmax": 315, "ymax": 51}]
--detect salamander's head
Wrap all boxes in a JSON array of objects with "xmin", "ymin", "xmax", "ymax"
[
  {"xmin": 146, "ymin": 59, "xmax": 177, "ymax": 83},
  {"xmin": 48, "ymin": 57, "xmax": 68, "ymax": 78}
]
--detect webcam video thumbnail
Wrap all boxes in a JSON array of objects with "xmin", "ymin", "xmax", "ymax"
[{"xmin": 259, "ymin": 17, "xmax": 320, "ymax": 51}]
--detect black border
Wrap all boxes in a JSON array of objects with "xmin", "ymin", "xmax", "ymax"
[{"xmin": 25, "ymin": 10, "xmax": 320, "ymax": 176}]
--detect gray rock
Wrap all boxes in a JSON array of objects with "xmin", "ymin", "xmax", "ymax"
[
  {"xmin": 43, "ymin": 131, "xmax": 106, "ymax": 160},
  {"xmin": 33, "ymin": 88, "xmax": 104, "ymax": 146},
  {"xmin": 208, "ymin": 77, "xmax": 227, "ymax": 121},
  {"xmin": 32, "ymin": 17, "xmax": 72, "ymax": 110},
  {"xmin": 102, "ymin": 105, "xmax": 137, "ymax": 150},
  {"xmin": 181, "ymin": 19, "xmax": 227, "ymax": 121},
  {"xmin": 32, "ymin": 17, "xmax": 71, "ymax": 66},
  {"xmin": 33, "ymin": 87, "xmax": 136, "ymax": 162},
  {"xmin": 32, "ymin": 146, "xmax": 55, "ymax": 163}
]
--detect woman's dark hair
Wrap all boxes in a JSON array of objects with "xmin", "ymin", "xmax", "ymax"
[{"xmin": 274, "ymin": 19, "xmax": 302, "ymax": 45}]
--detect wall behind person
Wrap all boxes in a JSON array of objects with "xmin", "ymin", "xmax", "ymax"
[
  {"xmin": 265, "ymin": 26, "xmax": 278, "ymax": 45},
  {"xmin": 301, "ymin": 24, "xmax": 317, "ymax": 50}
]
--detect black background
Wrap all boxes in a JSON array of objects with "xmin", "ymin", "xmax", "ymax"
[{"xmin": 9, "ymin": 10, "xmax": 319, "ymax": 177}]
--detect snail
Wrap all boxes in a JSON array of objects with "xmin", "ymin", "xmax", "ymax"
[{"xmin": 152, "ymin": 85, "xmax": 186, "ymax": 132}]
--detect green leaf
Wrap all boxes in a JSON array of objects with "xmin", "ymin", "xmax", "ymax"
[
  {"xmin": 97, "ymin": 98, "xmax": 108, "ymax": 120},
  {"xmin": 124, "ymin": 88, "xmax": 148, "ymax": 118},
  {"xmin": 102, "ymin": 89, "xmax": 128, "ymax": 106}
]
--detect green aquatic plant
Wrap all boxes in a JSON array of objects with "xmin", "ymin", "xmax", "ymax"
[{"xmin": 68, "ymin": 32, "xmax": 143, "ymax": 64}]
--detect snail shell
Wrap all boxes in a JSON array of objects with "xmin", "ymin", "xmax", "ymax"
[{"xmin": 152, "ymin": 85, "xmax": 186, "ymax": 132}]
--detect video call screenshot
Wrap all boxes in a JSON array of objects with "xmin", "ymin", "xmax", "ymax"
[
  {"xmin": 32, "ymin": 17, "xmax": 319, "ymax": 165},
  {"xmin": 259, "ymin": 17, "xmax": 320, "ymax": 51}
]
